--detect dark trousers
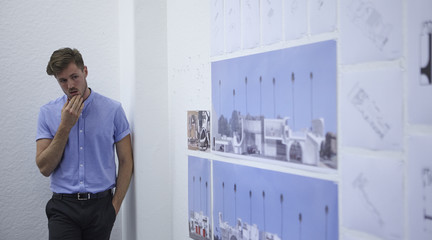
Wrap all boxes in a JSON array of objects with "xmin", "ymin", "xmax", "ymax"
[{"xmin": 45, "ymin": 192, "xmax": 116, "ymax": 240}]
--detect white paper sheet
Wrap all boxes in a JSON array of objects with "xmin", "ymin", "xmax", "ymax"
[
  {"xmin": 210, "ymin": 0, "xmax": 224, "ymax": 56},
  {"xmin": 225, "ymin": 0, "xmax": 241, "ymax": 52},
  {"xmin": 407, "ymin": 0, "xmax": 432, "ymax": 124},
  {"xmin": 341, "ymin": 154, "xmax": 404, "ymax": 240},
  {"xmin": 309, "ymin": 0, "xmax": 337, "ymax": 34},
  {"xmin": 261, "ymin": 0, "xmax": 283, "ymax": 45},
  {"xmin": 408, "ymin": 136, "xmax": 432, "ymax": 240},
  {"xmin": 341, "ymin": 67, "xmax": 403, "ymax": 150},
  {"xmin": 340, "ymin": 0, "xmax": 402, "ymax": 64},
  {"xmin": 284, "ymin": 0, "xmax": 308, "ymax": 40},
  {"xmin": 341, "ymin": 232, "xmax": 370, "ymax": 240},
  {"xmin": 242, "ymin": 0, "xmax": 260, "ymax": 49}
]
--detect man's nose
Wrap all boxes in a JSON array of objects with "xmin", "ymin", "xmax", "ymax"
[{"xmin": 67, "ymin": 79, "xmax": 75, "ymax": 89}]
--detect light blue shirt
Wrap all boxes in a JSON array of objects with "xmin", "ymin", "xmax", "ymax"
[{"xmin": 36, "ymin": 90, "xmax": 130, "ymax": 194}]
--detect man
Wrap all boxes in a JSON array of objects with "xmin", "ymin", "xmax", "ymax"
[{"xmin": 36, "ymin": 48, "xmax": 133, "ymax": 240}]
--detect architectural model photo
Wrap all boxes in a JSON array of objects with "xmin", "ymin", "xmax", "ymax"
[
  {"xmin": 211, "ymin": 40, "xmax": 337, "ymax": 169},
  {"xmin": 213, "ymin": 161, "xmax": 339, "ymax": 240},
  {"xmin": 188, "ymin": 111, "xmax": 211, "ymax": 151},
  {"xmin": 188, "ymin": 156, "xmax": 212, "ymax": 240}
]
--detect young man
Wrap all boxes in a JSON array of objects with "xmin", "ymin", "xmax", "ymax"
[{"xmin": 36, "ymin": 48, "xmax": 133, "ymax": 240}]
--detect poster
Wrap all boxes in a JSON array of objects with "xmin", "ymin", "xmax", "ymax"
[
  {"xmin": 340, "ymin": 0, "xmax": 402, "ymax": 64},
  {"xmin": 310, "ymin": 0, "xmax": 337, "ymax": 35},
  {"xmin": 212, "ymin": 40, "xmax": 337, "ymax": 170},
  {"xmin": 210, "ymin": 0, "xmax": 224, "ymax": 56},
  {"xmin": 340, "ymin": 67, "xmax": 403, "ymax": 150},
  {"xmin": 188, "ymin": 156, "xmax": 212, "ymax": 240},
  {"xmin": 341, "ymin": 154, "xmax": 404, "ymax": 239},
  {"xmin": 242, "ymin": 0, "xmax": 260, "ymax": 49},
  {"xmin": 407, "ymin": 136, "xmax": 432, "ymax": 240},
  {"xmin": 284, "ymin": 0, "xmax": 308, "ymax": 40},
  {"xmin": 407, "ymin": 0, "xmax": 432, "ymax": 124},
  {"xmin": 213, "ymin": 161, "xmax": 338, "ymax": 240},
  {"xmin": 261, "ymin": 0, "xmax": 283, "ymax": 45},
  {"xmin": 225, "ymin": 0, "xmax": 241, "ymax": 52},
  {"xmin": 188, "ymin": 111, "xmax": 211, "ymax": 152}
]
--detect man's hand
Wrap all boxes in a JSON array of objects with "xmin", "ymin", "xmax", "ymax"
[
  {"xmin": 36, "ymin": 95, "xmax": 84, "ymax": 177},
  {"xmin": 60, "ymin": 95, "xmax": 84, "ymax": 130}
]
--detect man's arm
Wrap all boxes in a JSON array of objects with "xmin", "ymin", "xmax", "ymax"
[
  {"xmin": 36, "ymin": 96, "xmax": 84, "ymax": 177},
  {"xmin": 112, "ymin": 134, "xmax": 134, "ymax": 215}
]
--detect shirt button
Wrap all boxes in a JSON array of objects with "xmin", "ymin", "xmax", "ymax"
[
  {"xmin": 80, "ymin": 181, "xmax": 83, "ymax": 185},
  {"xmin": 80, "ymin": 129, "xmax": 83, "ymax": 133},
  {"xmin": 80, "ymin": 164, "xmax": 83, "ymax": 167},
  {"xmin": 80, "ymin": 147, "xmax": 83, "ymax": 150}
]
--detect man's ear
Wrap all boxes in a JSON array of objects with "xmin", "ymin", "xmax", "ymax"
[{"xmin": 83, "ymin": 66, "xmax": 88, "ymax": 77}]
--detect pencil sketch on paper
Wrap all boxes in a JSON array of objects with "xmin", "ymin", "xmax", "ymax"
[
  {"xmin": 420, "ymin": 21, "xmax": 432, "ymax": 85},
  {"xmin": 188, "ymin": 111, "xmax": 211, "ymax": 152},
  {"xmin": 348, "ymin": 83, "xmax": 390, "ymax": 139},
  {"xmin": 346, "ymin": 0, "xmax": 393, "ymax": 51},
  {"xmin": 289, "ymin": 0, "xmax": 299, "ymax": 14},
  {"xmin": 315, "ymin": 0, "xmax": 325, "ymax": 11},
  {"xmin": 353, "ymin": 173, "xmax": 384, "ymax": 227},
  {"xmin": 423, "ymin": 168, "xmax": 432, "ymax": 233}
]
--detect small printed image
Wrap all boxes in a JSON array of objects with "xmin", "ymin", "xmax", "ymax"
[
  {"xmin": 188, "ymin": 156, "xmax": 211, "ymax": 240},
  {"xmin": 188, "ymin": 111, "xmax": 211, "ymax": 152}
]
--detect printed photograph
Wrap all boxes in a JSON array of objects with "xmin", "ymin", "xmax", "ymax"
[
  {"xmin": 188, "ymin": 111, "xmax": 211, "ymax": 152},
  {"xmin": 212, "ymin": 40, "xmax": 337, "ymax": 169},
  {"xmin": 213, "ymin": 161, "xmax": 339, "ymax": 240},
  {"xmin": 188, "ymin": 156, "xmax": 212, "ymax": 240}
]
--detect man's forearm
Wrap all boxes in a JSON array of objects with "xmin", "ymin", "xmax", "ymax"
[
  {"xmin": 112, "ymin": 135, "xmax": 134, "ymax": 214},
  {"xmin": 36, "ymin": 124, "xmax": 71, "ymax": 177},
  {"xmin": 112, "ymin": 156, "xmax": 133, "ymax": 214},
  {"xmin": 36, "ymin": 96, "xmax": 83, "ymax": 177}
]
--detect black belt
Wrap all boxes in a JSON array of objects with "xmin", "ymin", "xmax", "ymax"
[{"xmin": 53, "ymin": 189, "xmax": 112, "ymax": 200}]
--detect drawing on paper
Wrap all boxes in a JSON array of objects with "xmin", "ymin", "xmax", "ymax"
[
  {"xmin": 423, "ymin": 168, "xmax": 432, "ymax": 233},
  {"xmin": 289, "ymin": 0, "xmax": 299, "ymax": 14},
  {"xmin": 420, "ymin": 21, "xmax": 432, "ymax": 85},
  {"xmin": 348, "ymin": 82, "xmax": 390, "ymax": 139},
  {"xmin": 188, "ymin": 111, "xmax": 211, "ymax": 151},
  {"xmin": 212, "ymin": 40, "xmax": 337, "ymax": 169},
  {"xmin": 352, "ymin": 173, "xmax": 384, "ymax": 227},
  {"xmin": 213, "ymin": 161, "xmax": 338, "ymax": 240},
  {"xmin": 189, "ymin": 156, "xmax": 212, "ymax": 240},
  {"xmin": 315, "ymin": 0, "xmax": 325, "ymax": 10},
  {"xmin": 346, "ymin": 0, "xmax": 392, "ymax": 51}
]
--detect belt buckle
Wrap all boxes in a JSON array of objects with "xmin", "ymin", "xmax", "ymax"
[{"xmin": 77, "ymin": 193, "xmax": 90, "ymax": 200}]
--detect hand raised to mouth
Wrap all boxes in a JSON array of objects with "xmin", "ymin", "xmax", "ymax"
[{"xmin": 61, "ymin": 95, "xmax": 84, "ymax": 129}]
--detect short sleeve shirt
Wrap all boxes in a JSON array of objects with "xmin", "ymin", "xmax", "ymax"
[{"xmin": 36, "ymin": 90, "xmax": 130, "ymax": 194}]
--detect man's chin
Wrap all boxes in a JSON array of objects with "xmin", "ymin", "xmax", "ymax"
[{"xmin": 67, "ymin": 93, "xmax": 80, "ymax": 100}]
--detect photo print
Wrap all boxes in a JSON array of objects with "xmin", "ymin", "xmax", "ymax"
[
  {"xmin": 211, "ymin": 40, "xmax": 337, "ymax": 170},
  {"xmin": 188, "ymin": 156, "xmax": 212, "ymax": 240},
  {"xmin": 188, "ymin": 111, "xmax": 211, "ymax": 152},
  {"xmin": 213, "ymin": 161, "xmax": 339, "ymax": 240}
]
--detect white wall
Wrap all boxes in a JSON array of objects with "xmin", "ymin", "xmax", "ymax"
[
  {"xmin": 0, "ymin": 1, "xmax": 122, "ymax": 239},
  {"xmin": 167, "ymin": 0, "xmax": 212, "ymax": 239},
  {"xmin": 125, "ymin": 1, "xmax": 171, "ymax": 239}
]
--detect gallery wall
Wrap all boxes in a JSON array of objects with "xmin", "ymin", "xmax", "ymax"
[
  {"xmin": 0, "ymin": 0, "xmax": 123, "ymax": 239},
  {"xmin": 168, "ymin": 0, "xmax": 432, "ymax": 240}
]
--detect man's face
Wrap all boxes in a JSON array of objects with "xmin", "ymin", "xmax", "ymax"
[{"xmin": 56, "ymin": 62, "xmax": 89, "ymax": 100}]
